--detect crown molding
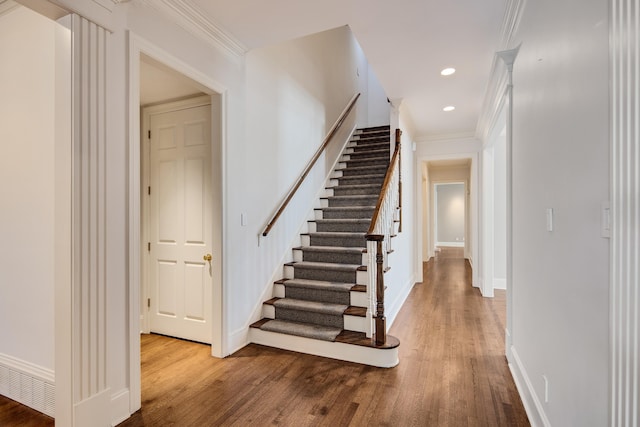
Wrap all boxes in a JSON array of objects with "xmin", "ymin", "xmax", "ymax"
[
  {"xmin": 138, "ymin": 0, "xmax": 247, "ymax": 57},
  {"xmin": 475, "ymin": 0, "xmax": 527, "ymax": 142},
  {"xmin": 0, "ymin": 0, "xmax": 19, "ymax": 17}
]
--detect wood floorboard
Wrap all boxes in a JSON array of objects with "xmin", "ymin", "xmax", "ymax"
[{"xmin": 1, "ymin": 247, "xmax": 529, "ymax": 426}]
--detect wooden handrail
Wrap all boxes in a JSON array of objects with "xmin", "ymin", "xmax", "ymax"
[
  {"xmin": 262, "ymin": 93, "xmax": 361, "ymax": 237},
  {"xmin": 366, "ymin": 129, "xmax": 402, "ymax": 237}
]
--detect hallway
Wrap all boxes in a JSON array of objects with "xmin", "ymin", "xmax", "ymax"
[{"xmin": 1, "ymin": 248, "xmax": 529, "ymax": 426}]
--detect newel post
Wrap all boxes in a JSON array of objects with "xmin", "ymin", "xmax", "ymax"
[{"xmin": 367, "ymin": 234, "xmax": 386, "ymax": 346}]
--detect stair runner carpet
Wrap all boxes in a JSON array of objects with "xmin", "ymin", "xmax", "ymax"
[{"xmin": 252, "ymin": 126, "xmax": 390, "ymax": 342}]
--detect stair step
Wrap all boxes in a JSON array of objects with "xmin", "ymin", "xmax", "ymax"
[
  {"xmin": 278, "ymin": 278, "xmax": 361, "ymax": 293},
  {"xmin": 270, "ymin": 297, "xmax": 348, "ymax": 316},
  {"xmin": 257, "ymin": 319, "xmax": 342, "ymax": 342},
  {"xmin": 303, "ymin": 232, "xmax": 366, "ymax": 248},
  {"xmin": 345, "ymin": 148, "xmax": 390, "ymax": 160},
  {"xmin": 334, "ymin": 173, "xmax": 385, "ymax": 186},
  {"xmin": 295, "ymin": 244, "xmax": 365, "ymax": 263},
  {"xmin": 268, "ymin": 297, "xmax": 346, "ymax": 329},
  {"xmin": 354, "ymin": 135, "xmax": 390, "ymax": 144},
  {"xmin": 315, "ymin": 206, "xmax": 375, "ymax": 219},
  {"xmin": 336, "ymin": 164, "xmax": 388, "ymax": 176},
  {"xmin": 357, "ymin": 125, "xmax": 390, "ymax": 133},
  {"xmin": 288, "ymin": 260, "xmax": 361, "ymax": 282},
  {"xmin": 348, "ymin": 141, "xmax": 389, "ymax": 151},
  {"xmin": 310, "ymin": 218, "xmax": 371, "ymax": 233},
  {"xmin": 275, "ymin": 277, "xmax": 366, "ymax": 306},
  {"xmin": 342, "ymin": 156, "xmax": 389, "ymax": 168},
  {"xmin": 322, "ymin": 194, "xmax": 379, "ymax": 207},
  {"xmin": 327, "ymin": 183, "xmax": 381, "ymax": 196},
  {"xmin": 355, "ymin": 130, "xmax": 390, "ymax": 138}
]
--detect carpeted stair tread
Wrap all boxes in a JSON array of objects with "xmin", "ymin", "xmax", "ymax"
[
  {"xmin": 291, "ymin": 260, "xmax": 361, "ymax": 272},
  {"xmin": 315, "ymin": 206, "xmax": 376, "ymax": 220},
  {"xmin": 346, "ymin": 148, "xmax": 389, "ymax": 157},
  {"xmin": 304, "ymin": 232, "xmax": 366, "ymax": 247},
  {"xmin": 280, "ymin": 278, "xmax": 356, "ymax": 293},
  {"xmin": 273, "ymin": 297, "xmax": 348, "ymax": 315},
  {"xmin": 259, "ymin": 319, "xmax": 342, "ymax": 341},
  {"xmin": 327, "ymin": 183, "xmax": 381, "ymax": 191},
  {"xmin": 324, "ymin": 195, "xmax": 379, "ymax": 201},
  {"xmin": 310, "ymin": 219, "xmax": 371, "ymax": 232},
  {"xmin": 323, "ymin": 195, "xmax": 379, "ymax": 207},
  {"xmin": 343, "ymin": 156, "xmax": 389, "ymax": 164},
  {"xmin": 316, "ymin": 206, "xmax": 375, "ymax": 212},
  {"xmin": 296, "ymin": 245, "xmax": 365, "ymax": 254},
  {"xmin": 336, "ymin": 165, "xmax": 388, "ymax": 175},
  {"xmin": 336, "ymin": 173, "xmax": 385, "ymax": 181}
]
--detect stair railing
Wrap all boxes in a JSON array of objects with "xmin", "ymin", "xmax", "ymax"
[
  {"xmin": 262, "ymin": 93, "xmax": 361, "ymax": 237},
  {"xmin": 365, "ymin": 128, "xmax": 402, "ymax": 346}
]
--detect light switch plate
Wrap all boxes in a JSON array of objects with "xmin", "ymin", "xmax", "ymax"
[{"xmin": 546, "ymin": 208, "xmax": 554, "ymax": 232}]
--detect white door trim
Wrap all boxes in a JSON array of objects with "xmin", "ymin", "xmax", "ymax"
[
  {"xmin": 127, "ymin": 31, "xmax": 228, "ymax": 414},
  {"xmin": 414, "ymin": 152, "xmax": 479, "ymax": 286}
]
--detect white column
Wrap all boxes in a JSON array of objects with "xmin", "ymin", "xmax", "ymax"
[
  {"xmin": 610, "ymin": 1, "xmax": 640, "ymax": 425},
  {"xmin": 66, "ymin": 13, "xmax": 110, "ymax": 426}
]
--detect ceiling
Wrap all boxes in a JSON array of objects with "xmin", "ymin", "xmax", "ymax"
[
  {"xmin": 140, "ymin": 55, "xmax": 202, "ymax": 106},
  {"xmin": 189, "ymin": 0, "xmax": 507, "ymax": 140}
]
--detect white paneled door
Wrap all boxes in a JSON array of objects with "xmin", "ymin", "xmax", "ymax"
[{"xmin": 148, "ymin": 103, "xmax": 213, "ymax": 344}]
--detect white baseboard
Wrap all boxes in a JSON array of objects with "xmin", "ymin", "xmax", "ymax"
[
  {"xmin": 75, "ymin": 388, "xmax": 111, "ymax": 427},
  {"xmin": 387, "ymin": 274, "xmax": 416, "ymax": 328},
  {"xmin": 508, "ymin": 346, "xmax": 550, "ymax": 427},
  {"xmin": 249, "ymin": 328, "xmax": 398, "ymax": 368},
  {"xmin": 110, "ymin": 388, "xmax": 131, "ymax": 426},
  {"xmin": 228, "ymin": 326, "xmax": 249, "ymax": 356},
  {"xmin": 494, "ymin": 278, "xmax": 507, "ymax": 290},
  {"xmin": 0, "ymin": 353, "xmax": 55, "ymax": 417}
]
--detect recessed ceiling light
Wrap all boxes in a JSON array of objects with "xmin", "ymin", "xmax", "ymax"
[
  {"xmin": 443, "ymin": 106, "xmax": 455, "ymax": 112},
  {"xmin": 441, "ymin": 68, "xmax": 456, "ymax": 76}
]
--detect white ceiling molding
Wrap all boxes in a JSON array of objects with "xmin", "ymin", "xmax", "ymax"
[
  {"xmin": 0, "ymin": 0, "xmax": 19, "ymax": 17},
  {"xmin": 138, "ymin": 0, "xmax": 247, "ymax": 58},
  {"xmin": 475, "ymin": 0, "xmax": 527, "ymax": 142},
  {"xmin": 499, "ymin": 0, "xmax": 527, "ymax": 49}
]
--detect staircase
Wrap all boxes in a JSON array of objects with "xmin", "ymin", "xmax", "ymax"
[{"xmin": 250, "ymin": 126, "xmax": 400, "ymax": 368}]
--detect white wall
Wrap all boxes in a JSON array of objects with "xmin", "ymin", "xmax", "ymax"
[
  {"xmin": 384, "ymin": 104, "xmax": 417, "ymax": 326},
  {"xmin": 0, "ymin": 5, "xmax": 57, "ymax": 373},
  {"xmin": 508, "ymin": 0, "xmax": 610, "ymax": 425}
]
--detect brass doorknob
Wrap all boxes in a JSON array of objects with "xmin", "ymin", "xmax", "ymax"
[{"xmin": 203, "ymin": 254, "xmax": 212, "ymax": 262}]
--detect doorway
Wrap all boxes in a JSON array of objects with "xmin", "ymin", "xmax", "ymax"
[{"xmin": 128, "ymin": 34, "xmax": 226, "ymax": 412}]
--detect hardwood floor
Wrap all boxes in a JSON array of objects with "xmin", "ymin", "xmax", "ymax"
[{"xmin": 1, "ymin": 247, "xmax": 529, "ymax": 426}]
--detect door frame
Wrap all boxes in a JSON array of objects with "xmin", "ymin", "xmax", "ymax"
[
  {"xmin": 414, "ymin": 152, "xmax": 479, "ymax": 286},
  {"xmin": 433, "ymin": 181, "xmax": 467, "ymax": 248},
  {"xmin": 128, "ymin": 32, "xmax": 227, "ymax": 413}
]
